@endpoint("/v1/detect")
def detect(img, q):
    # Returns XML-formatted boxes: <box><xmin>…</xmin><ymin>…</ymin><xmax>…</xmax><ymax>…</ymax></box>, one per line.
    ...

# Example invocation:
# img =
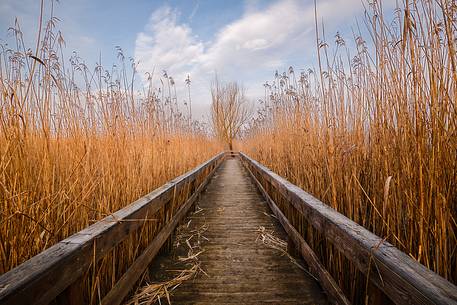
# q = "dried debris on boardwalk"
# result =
<box><xmin>126</xmin><ymin>207</ymin><xmax>209</xmax><ymax>305</ymax></box>
<box><xmin>255</xmin><ymin>226</ymin><xmax>312</xmax><ymax>277</ymax></box>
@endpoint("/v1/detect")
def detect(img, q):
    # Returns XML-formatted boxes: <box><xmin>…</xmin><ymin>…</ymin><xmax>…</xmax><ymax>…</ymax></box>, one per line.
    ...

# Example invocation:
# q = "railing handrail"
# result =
<box><xmin>0</xmin><ymin>152</ymin><xmax>226</xmax><ymax>305</ymax></box>
<box><xmin>239</xmin><ymin>152</ymin><xmax>457</xmax><ymax>305</ymax></box>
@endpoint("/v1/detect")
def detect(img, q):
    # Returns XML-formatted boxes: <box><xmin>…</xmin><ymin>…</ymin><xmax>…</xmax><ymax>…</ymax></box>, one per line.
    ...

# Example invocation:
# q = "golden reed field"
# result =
<box><xmin>242</xmin><ymin>0</ymin><xmax>456</xmax><ymax>301</ymax></box>
<box><xmin>0</xmin><ymin>0</ymin><xmax>455</xmax><ymax>303</ymax></box>
<box><xmin>0</xmin><ymin>6</ymin><xmax>220</xmax><ymax>280</ymax></box>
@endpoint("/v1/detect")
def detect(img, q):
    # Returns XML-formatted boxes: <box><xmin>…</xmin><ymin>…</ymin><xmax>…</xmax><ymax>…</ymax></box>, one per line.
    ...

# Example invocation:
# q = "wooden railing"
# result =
<box><xmin>1</xmin><ymin>151</ymin><xmax>455</xmax><ymax>305</ymax></box>
<box><xmin>0</xmin><ymin>152</ymin><xmax>226</xmax><ymax>305</ymax></box>
<box><xmin>239</xmin><ymin>152</ymin><xmax>457</xmax><ymax>305</ymax></box>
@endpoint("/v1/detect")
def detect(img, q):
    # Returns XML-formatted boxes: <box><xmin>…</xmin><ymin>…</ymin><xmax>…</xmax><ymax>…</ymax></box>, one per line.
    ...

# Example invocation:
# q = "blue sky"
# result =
<box><xmin>0</xmin><ymin>0</ymin><xmax>397</xmax><ymax>119</ymax></box>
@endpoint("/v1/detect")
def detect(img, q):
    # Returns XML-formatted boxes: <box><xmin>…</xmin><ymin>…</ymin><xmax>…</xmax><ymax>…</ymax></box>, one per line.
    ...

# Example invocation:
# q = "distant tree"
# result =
<box><xmin>210</xmin><ymin>79</ymin><xmax>251</xmax><ymax>150</ymax></box>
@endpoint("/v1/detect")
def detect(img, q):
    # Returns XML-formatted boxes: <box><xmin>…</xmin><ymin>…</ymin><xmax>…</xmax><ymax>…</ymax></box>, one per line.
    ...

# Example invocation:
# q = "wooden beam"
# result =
<box><xmin>101</xmin><ymin>159</ymin><xmax>220</xmax><ymax>305</ymax></box>
<box><xmin>239</xmin><ymin>152</ymin><xmax>457</xmax><ymax>305</ymax></box>
<box><xmin>0</xmin><ymin>153</ymin><xmax>225</xmax><ymax>305</ymax></box>
<box><xmin>242</xmin><ymin>159</ymin><xmax>350</xmax><ymax>305</ymax></box>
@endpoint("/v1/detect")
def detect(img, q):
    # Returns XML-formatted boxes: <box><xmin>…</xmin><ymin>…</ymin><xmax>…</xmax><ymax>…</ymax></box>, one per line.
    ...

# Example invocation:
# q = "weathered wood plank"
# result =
<box><xmin>0</xmin><ymin>152</ymin><xmax>225</xmax><ymax>305</ymax></box>
<box><xmin>239</xmin><ymin>152</ymin><xmax>457</xmax><ymax>305</ymax></box>
<box><xmin>242</xmin><ymin>159</ymin><xmax>350</xmax><ymax>305</ymax></box>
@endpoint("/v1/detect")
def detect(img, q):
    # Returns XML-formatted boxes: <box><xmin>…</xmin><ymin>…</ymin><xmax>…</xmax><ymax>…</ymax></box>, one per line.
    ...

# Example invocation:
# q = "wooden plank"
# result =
<box><xmin>0</xmin><ymin>153</ymin><xmax>225</xmax><ymax>305</ymax></box>
<box><xmin>242</xmin><ymin>160</ymin><xmax>350</xmax><ymax>305</ymax></box>
<box><xmin>239</xmin><ymin>152</ymin><xmax>457</xmax><ymax>305</ymax></box>
<box><xmin>101</xmin><ymin>158</ymin><xmax>220</xmax><ymax>305</ymax></box>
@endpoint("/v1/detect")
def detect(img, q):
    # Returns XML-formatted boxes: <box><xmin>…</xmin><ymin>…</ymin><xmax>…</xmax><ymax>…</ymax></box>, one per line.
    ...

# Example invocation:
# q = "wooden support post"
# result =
<box><xmin>367</xmin><ymin>281</ymin><xmax>395</xmax><ymax>305</ymax></box>
<box><xmin>55</xmin><ymin>276</ymin><xmax>84</xmax><ymax>305</ymax></box>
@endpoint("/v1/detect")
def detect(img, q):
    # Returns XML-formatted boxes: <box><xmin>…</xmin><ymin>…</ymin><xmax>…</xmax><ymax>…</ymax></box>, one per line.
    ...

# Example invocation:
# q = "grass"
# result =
<box><xmin>242</xmin><ymin>0</ymin><xmax>456</xmax><ymax>303</ymax></box>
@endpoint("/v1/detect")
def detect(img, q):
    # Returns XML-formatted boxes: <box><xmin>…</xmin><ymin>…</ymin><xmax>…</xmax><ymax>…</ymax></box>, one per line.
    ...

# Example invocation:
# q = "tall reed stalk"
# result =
<box><xmin>0</xmin><ymin>2</ymin><xmax>220</xmax><ymax>295</ymax></box>
<box><xmin>243</xmin><ymin>0</ymin><xmax>456</xmax><ymax>302</ymax></box>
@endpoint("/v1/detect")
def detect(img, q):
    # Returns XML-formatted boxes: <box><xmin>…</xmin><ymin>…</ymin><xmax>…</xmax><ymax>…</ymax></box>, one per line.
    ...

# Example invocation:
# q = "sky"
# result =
<box><xmin>0</xmin><ymin>0</ymin><xmax>397</xmax><ymax>120</ymax></box>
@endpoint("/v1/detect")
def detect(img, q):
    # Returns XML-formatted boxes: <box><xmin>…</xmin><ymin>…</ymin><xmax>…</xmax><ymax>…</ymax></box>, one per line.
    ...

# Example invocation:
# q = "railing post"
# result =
<box><xmin>55</xmin><ymin>276</ymin><xmax>84</xmax><ymax>305</ymax></box>
<box><xmin>367</xmin><ymin>281</ymin><xmax>394</xmax><ymax>305</ymax></box>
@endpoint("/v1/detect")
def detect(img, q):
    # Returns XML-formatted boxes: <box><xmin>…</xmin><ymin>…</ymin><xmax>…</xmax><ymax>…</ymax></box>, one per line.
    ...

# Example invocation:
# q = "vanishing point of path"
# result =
<box><xmin>148</xmin><ymin>157</ymin><xmax>329</xmax><ymax>304</ymax></box>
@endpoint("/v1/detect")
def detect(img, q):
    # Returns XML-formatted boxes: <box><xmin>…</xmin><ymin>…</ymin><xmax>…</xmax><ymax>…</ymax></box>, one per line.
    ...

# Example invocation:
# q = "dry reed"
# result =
<box><xmin>0</xmin><ymin>2</ymin><xmax>220</xmax><ymax>303</ymax></box>
<box><xmin>243</xmin><ymin>0</ymin><xmax>456</xmax><ymax>303</ymax></box>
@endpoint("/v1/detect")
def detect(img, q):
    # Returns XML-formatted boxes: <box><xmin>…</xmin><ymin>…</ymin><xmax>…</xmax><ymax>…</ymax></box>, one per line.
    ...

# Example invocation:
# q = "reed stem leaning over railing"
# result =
<box><xmin>0</xmin><ymin>152</ymin><xmax>226</xmax><ymax>305</ymax></box>
<box><xmin>239</xmin><ymin>152</ymin><xmax>457</xmax><ymax>305</ymax></box>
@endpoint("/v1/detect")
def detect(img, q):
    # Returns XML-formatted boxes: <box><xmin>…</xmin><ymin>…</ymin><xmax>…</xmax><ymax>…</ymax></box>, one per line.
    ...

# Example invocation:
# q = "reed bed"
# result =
<box><xmin>243</xmin><ymin>0</ymin><xmax>456</xmax><ymax>303</ymax></box>
<box><xmin>0</xmin><ymin>3</ymin><xmax>220</xmax><ymax>303</ymax></box>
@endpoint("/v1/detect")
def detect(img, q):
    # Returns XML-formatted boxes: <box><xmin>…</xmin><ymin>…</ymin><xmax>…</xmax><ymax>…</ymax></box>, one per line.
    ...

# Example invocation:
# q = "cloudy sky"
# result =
<box><xmin>0</xmin><ymin>0</ymin><xmax>396</xmax><ymax>119</ymax></box>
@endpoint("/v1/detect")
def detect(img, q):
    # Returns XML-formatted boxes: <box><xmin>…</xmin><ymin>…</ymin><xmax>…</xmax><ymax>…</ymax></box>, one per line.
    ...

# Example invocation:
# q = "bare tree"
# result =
<box><xmin>210</xmin><ymin>79</ymin><xmax>251</xmax><ymax>150</ymax></box>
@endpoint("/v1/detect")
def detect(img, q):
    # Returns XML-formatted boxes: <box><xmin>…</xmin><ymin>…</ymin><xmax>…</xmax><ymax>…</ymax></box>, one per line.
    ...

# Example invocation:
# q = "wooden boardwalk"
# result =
<box><xmin>1</xmin><ymin>153</ymin><xmax>456</xmax><ymax>305</ymax></box>
<box><xmin>147</xmin><ymin>157</ymin><xmax>328</xmax><ymax>304</ymax></box>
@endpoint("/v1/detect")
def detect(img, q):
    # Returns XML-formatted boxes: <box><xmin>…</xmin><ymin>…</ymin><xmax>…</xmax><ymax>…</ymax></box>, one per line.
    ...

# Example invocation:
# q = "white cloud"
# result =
<box><xmin>134</xmin><ymin>8</ymin><xmax>203</xmax><ymax>78</ymax></box>
<box><xmin>133</xmin><ymin>0</ymin><xmax>396</xmax><ymax>118</ymax></box>
<box><xmin>78</xmin><ymin>35</ymin><xmax>96</xmax><ymax>45</ymax></box>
